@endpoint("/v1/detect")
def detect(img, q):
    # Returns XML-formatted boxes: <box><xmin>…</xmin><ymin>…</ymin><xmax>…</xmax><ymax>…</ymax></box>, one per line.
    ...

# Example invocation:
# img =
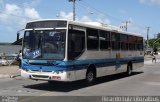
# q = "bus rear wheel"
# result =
<box><xmin>126</xmin><ymin>65</ymin><xmax>132</xmax><ymax>76</ymax></box>
<box><xmin>86</xmin><ymin>69</ymin><xmax>96</xmax><ymax>84</ymax></box>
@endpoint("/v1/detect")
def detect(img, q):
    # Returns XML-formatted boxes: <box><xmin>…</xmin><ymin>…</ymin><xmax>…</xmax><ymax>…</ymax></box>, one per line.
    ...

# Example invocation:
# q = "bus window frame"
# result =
<box><xmin>87</xmin><ymin>28</ymin><xmax>99</xmax><ymax>51</ymax></box>
<box><xmin>111</xmin><ymin>32</ymin><xmax>120</xmax><ymax>50</ymax></box>
<box><xmin>120</xmin><ymin>34</ymin><xmax>128</xmax><ymax>51</ymax></box>
<box><xmin>67</xmin><ymin>25</ymin><xmax>86</xmax><ymax>60</ymax></box>
<box><xmin>99</xmin><ymin>30</ymin><xmax>111</xmax><ymax>51</ymax></box>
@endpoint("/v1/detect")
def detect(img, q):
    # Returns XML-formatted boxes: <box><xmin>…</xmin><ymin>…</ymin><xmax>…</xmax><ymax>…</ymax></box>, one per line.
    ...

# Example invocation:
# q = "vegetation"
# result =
<box><xmin>157</xmin><ymin>33</ymin><xmax>160</xmax><ymax>38</ymax></box>
<box><xmin>148</xmin><ymin>33</ymin><xmax>160</xmax><ymax>52</ymax></box>
<box><xmin>0</xmin><ymin>43</ymin><xmax>11</xmax><ymax>45</ymax></box>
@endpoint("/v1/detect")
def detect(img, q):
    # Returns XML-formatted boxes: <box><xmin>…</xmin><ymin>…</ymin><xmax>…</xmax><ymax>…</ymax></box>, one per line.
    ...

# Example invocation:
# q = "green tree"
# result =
<box><xmin>157</xmin><ymin>33</ymin><xmax>160</xmax><ymax>38</ymax></box>
<box><xmin>148</xmin><ymin>38</ymin><xmax>160</xmax><ymax>51</ymax></box>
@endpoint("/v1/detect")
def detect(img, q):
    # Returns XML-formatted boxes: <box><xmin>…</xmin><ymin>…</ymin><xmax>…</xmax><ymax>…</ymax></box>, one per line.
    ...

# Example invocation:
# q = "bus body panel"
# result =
<box><xmin>21</xmin><ymin>51</ymin><xmax>144</xmax><ymax>81</ymax></box>
<box><xmin>21</xmin><ymin>19</ymin><xmax>144</xmax><ymax>82</ymax></box>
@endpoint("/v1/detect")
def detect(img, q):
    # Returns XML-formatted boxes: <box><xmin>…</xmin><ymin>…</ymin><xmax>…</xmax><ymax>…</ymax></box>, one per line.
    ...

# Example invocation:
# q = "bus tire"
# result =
<box><xmin>126</xmin><ymin>64</ymin><xmax>132</xmax><ymax>76</ymax></box>
<box><xmin>86</xmin><ymin>67</ymin><xmax>96</xmax><ymax>84</ymax></box>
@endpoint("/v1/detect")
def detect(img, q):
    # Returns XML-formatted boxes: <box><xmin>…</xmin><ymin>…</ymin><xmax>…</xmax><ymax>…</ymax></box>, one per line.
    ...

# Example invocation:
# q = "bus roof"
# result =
<box><xmin>27</xmin><ymin>19</ymin><xmax>143</xmax><ymax>38</ymax></box>
<box><xmin>68</xmin><ymin>20</ymin><xmax>143</xmax><ymax>37</ymax></box>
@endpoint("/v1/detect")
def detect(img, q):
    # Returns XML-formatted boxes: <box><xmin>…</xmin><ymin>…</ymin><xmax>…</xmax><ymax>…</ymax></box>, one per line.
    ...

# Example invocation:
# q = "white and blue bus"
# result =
<box><xmin>21</xmin><ymin>19</ymin><xmax>144</xmax><ymax>83</ymax></box>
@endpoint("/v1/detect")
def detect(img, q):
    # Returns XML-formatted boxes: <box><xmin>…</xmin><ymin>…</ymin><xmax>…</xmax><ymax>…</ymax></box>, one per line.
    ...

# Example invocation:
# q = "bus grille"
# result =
<box><xmin>30</xmin><ymin>70</ymin><xmax>52</xmax><ymax>73</ymax></box>
<box><xmin>32</xmin><ymin>75</ymin><xmax>49</xmax><ymax>79</ymax></box>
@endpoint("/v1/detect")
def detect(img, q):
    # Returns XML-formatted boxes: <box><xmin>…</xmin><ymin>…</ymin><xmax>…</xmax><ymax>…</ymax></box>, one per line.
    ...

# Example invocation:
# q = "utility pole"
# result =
<box><xmin>68</xmin><ymin>0</ymin><xmax>78</xmax><ymax>21</ymax></box>
<box><xmin>124</xmin><ymin>21</ymin><xmax>131</xmax><ymax>31</ymax></box>
<box><xmin>120</xmin><ymin>20</ymin><xmax>131</xmax><ymax>31</ymax></box>
<box><xmin>146</xmin><ymin>27</ymin><xmax>150</xmax><ymax>50</ymax></box>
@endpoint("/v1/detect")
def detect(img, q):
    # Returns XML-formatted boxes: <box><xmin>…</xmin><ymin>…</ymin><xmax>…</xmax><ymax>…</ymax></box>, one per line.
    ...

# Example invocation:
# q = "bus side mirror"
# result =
<box><xmin>16</xmin><ymin>28</ymin><xmax>24</xmax><ymax>41</ymax></box>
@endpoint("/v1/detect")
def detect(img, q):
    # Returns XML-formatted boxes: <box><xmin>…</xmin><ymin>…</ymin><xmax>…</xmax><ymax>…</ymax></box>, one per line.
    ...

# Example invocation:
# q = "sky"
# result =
<box><xmin>0</xmin><ymin>0</ymin><xmax>160</xmax><ymax>43</ymax></box>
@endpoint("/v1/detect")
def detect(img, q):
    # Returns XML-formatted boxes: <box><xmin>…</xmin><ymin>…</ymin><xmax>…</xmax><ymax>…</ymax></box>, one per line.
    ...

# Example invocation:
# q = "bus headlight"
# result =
<box><xmin>53</xmin><ymin>71</ymin><xmax>64</xmax><ymax>74</ymax></box>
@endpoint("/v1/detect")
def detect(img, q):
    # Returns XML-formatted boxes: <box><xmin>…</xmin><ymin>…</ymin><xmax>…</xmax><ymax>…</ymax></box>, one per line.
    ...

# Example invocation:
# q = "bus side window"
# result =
<box><xmin>99</xmin><ymin>30</ymin><xmax>111</xmax><ymax>50</ymax></box>
<box><xmin>137</xmin><ymin>37</ymin><xmax>143</xmax><ymax>51</ymax></box>
<box><xmin>120</xmin><ymin>34</ymin><xmax>128</xmax><ymax>50</ymax></box>
<box><xmin>111</xmin><ymin>32</ymin><xmax>120</xmax><ymax>50</ymax></box>
<box><xmin>128</xmin><ymin>35</ymin><xmax>136</xmax><ymax>51</ymax></box>
<box><xmin>68</xmin><ymin>29</ymin><xmax>85</xmax><ymax>60</ymax></box>
<box><xmin>87</xmin><ymin>28</ymin><xmax>99</xmax><ymax>50</ymax></box>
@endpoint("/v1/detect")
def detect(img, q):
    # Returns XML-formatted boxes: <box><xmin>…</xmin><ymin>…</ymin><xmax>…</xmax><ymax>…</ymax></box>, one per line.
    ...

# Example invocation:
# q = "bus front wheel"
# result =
<box><xmin>86</xmin><ymin>68</ymin><xmax>96</xmax><ymax>84</ymax></box>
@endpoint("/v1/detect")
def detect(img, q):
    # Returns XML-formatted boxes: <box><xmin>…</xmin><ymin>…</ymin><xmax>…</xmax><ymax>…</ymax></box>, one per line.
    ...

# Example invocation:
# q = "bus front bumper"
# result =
<box><xmin>21</xmin><ymin>69</ymin><xmax>75</xmax><ymax>82</ymax></box>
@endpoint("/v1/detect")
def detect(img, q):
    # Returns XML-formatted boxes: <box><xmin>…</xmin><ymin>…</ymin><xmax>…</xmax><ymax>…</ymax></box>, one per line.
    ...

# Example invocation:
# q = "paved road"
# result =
<box><xmin>0</xmin><ymin>59</ymin><xmax>160</xmax><ymax>101</ymax></box>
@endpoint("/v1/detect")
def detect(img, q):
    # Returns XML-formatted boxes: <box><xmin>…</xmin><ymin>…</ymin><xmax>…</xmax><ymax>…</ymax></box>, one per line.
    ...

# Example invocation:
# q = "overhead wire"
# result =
<box><xmin>80</xmin><ymin>0</ymin><xmax>123</xmax><ymax>22</ymax></box>
<box><xmin>0</xmin><ymin>11</ymin><xmax>32</xmax><ymax>20</ymax></box>
<box><xmin>0</xmin><ymin>1</ymin><xmax>157</xmax><ymax>35</ymax></box>
<box><xmin>78</xmin><ymin>1</ymin><xmax>158</xmax><ymax>35</ymax></box>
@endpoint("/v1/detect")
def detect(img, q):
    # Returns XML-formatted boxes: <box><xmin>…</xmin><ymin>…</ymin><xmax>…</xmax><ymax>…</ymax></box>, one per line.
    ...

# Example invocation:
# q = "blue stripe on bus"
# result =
<box><xmin>22</xmin><ymin>56</ymin><xmax>144</xmax><ymax>72</ymax></box>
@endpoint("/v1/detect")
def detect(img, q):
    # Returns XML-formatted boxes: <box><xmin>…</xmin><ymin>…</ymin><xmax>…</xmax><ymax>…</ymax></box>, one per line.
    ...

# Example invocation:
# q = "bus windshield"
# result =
<box><xmin>23</xmin><ymin>29</ymin><xmax>66</xmax><ymax>60</ymax></box>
